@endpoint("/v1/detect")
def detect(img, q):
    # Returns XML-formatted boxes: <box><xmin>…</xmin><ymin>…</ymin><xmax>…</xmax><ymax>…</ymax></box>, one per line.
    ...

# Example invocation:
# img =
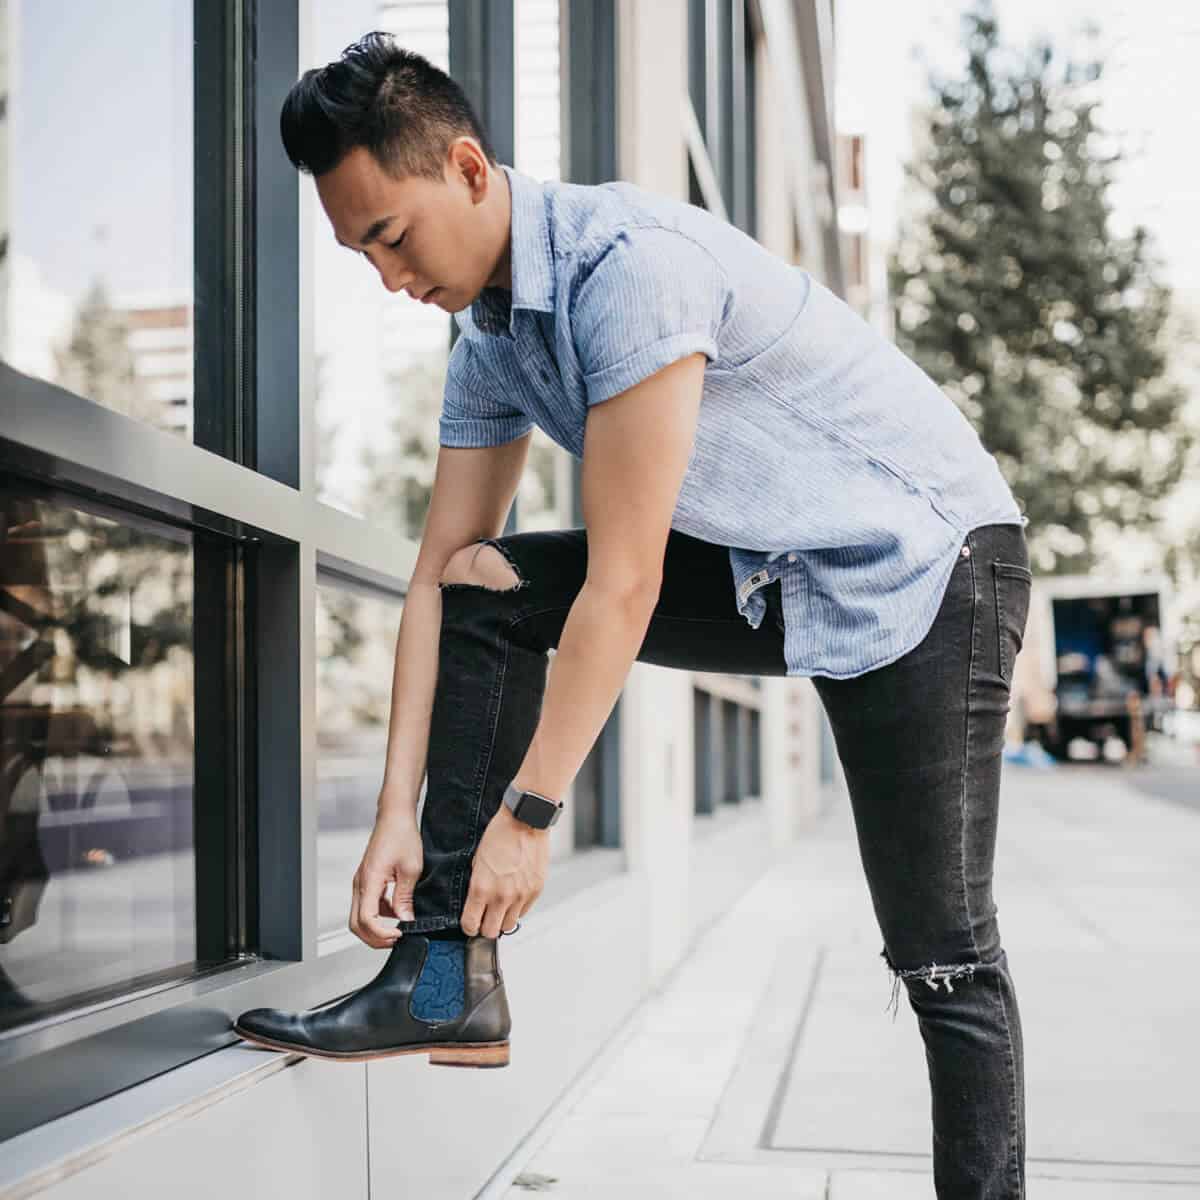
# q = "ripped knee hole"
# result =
<box><xmin>438</xmin><ymin>542</ymin><xmax>526</xmax><ymax>592</ymax></box>
<box><xmin>880</xmin><ymin>948</ymin><xmax>979</xmax><ymax>1019</ymax></box>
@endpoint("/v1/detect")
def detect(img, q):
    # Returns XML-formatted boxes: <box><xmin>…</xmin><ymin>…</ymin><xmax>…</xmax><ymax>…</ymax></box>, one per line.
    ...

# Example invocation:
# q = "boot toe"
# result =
<box><xmin>234</xmin><ymin>1006</ymin><xmax>303</xmax><ymax>1044</ymax></box>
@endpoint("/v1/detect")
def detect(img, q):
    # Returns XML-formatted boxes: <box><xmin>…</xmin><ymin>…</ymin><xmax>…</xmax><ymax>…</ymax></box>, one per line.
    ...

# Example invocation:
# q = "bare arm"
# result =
<box><xmin>376</xmin><ymin>431</ymin><xmax>532</xmax><ymax>825</ymax></box>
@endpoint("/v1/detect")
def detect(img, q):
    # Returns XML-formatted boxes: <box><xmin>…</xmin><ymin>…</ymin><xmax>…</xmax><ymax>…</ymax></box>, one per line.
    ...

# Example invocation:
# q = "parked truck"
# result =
<box><xmin>1010</xmin><ymin>573</ymin><xmax>1177</xmax><ymax>761</ymax></box>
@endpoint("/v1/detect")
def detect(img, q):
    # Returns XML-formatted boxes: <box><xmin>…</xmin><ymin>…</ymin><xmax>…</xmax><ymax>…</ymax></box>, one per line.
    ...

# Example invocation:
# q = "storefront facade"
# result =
<box><xmin>0</xmin><ymin>2</ymin><xmax>842</xmax><ymax>1193</ymax></box>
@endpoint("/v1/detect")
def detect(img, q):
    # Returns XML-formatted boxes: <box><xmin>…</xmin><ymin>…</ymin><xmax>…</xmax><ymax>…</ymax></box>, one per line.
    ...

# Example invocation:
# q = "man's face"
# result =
<box><xmin>315</xmin><ymin>139</ymin><xmax>501</xmax><ymax>312</ymax></box>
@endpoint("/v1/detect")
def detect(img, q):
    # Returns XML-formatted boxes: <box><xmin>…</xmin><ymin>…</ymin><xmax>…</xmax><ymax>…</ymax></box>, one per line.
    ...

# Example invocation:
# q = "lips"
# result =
<box><xmin>419</xmin><ymin>287</ymin><xmax>441</xmax><ymax>304</ymax></box>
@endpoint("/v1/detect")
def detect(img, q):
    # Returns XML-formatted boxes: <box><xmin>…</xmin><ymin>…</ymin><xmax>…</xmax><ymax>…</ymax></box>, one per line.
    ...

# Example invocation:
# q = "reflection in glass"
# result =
<box><xmin>2</xmin><ymin>0</ymin><xmax>194</xmax><ymax>437</ymax></box>
<box><xmin>315</xmin><ymin>581</ymin><xmax>403</xmax><ymax>936</ymax></box>
<box><xmin>0</xmin><ymin>487</ymin><xmax>196</xmax><ymax>1031</ymax></box>
<box><xmin>311</xmin><ymin>1</ymin><xmax>453</xmax><ymax>537</ymax></box>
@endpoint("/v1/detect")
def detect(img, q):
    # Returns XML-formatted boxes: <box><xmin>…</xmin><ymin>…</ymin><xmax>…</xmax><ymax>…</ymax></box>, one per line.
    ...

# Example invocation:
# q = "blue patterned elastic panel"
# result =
<box><xmin>410</xmin><ymin>940</ymin><xmax>465</xmax><ymax>1022</ymax></box>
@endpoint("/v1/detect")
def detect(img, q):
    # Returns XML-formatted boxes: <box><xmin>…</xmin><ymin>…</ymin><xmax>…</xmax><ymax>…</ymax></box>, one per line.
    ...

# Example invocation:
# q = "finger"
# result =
<box><xmin>480</xmin><ymin>897</ymin><xmax>510</xmax><ymax>940</ymax></box>
<box><xmin>391</xmin><ymin>876</ymin><xmax>417</xmax><ymax>922</ymax></box>
<box><xmin>359</xmin><ymin>873</ymin><xmax>401</xmax><ymax>947</ymax></box>
<box><xmin>500</xmin><ymin>898</ymin><xmax>524</xmax><ymax>935</ymax></box>
<box><xmin>460</xmin><ymin>889</ymin><xmax>487</xmax><ymax>937</ymax></box>
<box><xmin>349</xmin><ymin>877</ymin><xmax>362</xmax><ymax>940</ymax></box>
<box><xmin>517</xmin><ymin>891</ymin><xmax>540</xmax><ymax>920</ymax></box>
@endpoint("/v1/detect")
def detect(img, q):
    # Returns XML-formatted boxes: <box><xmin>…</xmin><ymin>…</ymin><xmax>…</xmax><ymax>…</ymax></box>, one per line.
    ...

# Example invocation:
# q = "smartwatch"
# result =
<box><xmin>502</xmin><ymin>781</ymin><xmax>564</xmax><ymax>829</ymax></box>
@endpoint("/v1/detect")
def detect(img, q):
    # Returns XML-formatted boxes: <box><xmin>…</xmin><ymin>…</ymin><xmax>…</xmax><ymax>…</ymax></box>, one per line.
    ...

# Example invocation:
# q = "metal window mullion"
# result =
<box><xmin>745</xmin><ymin>7</ymin><xmax>758</xmax><ymax>239</ymax></box>
<box><xmin>251</xmin><ymin>0</ymin><xmax>300</xmax><ymax>487</ymax></box>
<box><xmin>449</xmin><ymin>0</ymin><xmax>517</xmax><ymax>530</ymax></box>
<box><xmin>687</xmin><ymin>0</ymin><xmax>707</xmax><ymax>140</ymax></box>
<box><xmin>195</xmin><ymin>0</ymin><xmax>301</xmax><ymax>486</ymax></box>
<box><xmin>704</xmin><ymin>0</ymin><xmax>722</xmax><ymax>208</ymax></box>
<box><xmin>563</xmin><ymin>0</ymin><xmax>616</xmax><ymax>187</ymax></box>
<box><xmin>449</xmin><ymin>0</ymin><xmax>516</xmax><ymax>165</ymax></box>
<box><xmin>730</xmin><ymin>0</ymin><xmax>748</xmax><ymax>232</ymax></box>
<box><xmin>194</xmin><ymin>0</ymin><xmax>248</xmax><ymax>463</ymax></box>
<box><xmin>717</xmin><ymin>0</ymin><xmax>734</xmax><ymax>211</ymax></box>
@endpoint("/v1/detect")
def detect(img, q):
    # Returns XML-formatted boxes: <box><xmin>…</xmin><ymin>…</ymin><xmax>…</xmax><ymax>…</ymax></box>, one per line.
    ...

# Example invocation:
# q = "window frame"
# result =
<box><xmin>0</xmin><ymin>0</ymin><xmax>634</xmax><ymax>1140</ymax></box>
<box><xmin>0</xmin><ymin>0</ymin><xmax>534</xmax><ymax>1142</ymax></box>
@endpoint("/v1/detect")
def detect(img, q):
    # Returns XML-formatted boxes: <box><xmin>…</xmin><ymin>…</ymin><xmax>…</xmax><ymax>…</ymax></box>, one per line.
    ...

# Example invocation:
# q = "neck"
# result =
<box><xmin>484</xmin><ymin>165</ymin><xmax>513</xmax><ymax>292</ymax></box>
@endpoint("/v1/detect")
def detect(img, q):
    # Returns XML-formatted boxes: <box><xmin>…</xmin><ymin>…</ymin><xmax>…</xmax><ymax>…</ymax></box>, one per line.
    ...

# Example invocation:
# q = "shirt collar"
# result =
<box><xmin>469</xmin><ymin>164</ymin><xmax>555</xmax><ymax>339</ymax></box>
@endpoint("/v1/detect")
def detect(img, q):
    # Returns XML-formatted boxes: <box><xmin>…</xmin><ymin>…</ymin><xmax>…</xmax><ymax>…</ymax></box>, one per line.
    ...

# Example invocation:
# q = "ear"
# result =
<box><xmin>447</xmin><ymin>137</ymin><xmax>489</xmax><ymax>200</ymax></box>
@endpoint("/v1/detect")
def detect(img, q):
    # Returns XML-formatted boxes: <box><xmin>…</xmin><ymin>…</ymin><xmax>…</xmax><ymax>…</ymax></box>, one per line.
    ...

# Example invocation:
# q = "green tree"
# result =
<box><xmin>890</xmin><ymin>5</ymin><xmax>1191</xmax><ymax>574</ymax></box>
<box><xmin>359</xmin><ymin>351</ymin><xmax>446</xmax><ymax>540</ymax></box>
<box><xmin>53</xmin><ymin>278</ymin><xmax>160</xmax><ymax>428</ymax></box>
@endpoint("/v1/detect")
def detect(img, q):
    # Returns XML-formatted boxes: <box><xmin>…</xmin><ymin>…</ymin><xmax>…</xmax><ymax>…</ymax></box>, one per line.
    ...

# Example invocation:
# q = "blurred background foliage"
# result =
<box><xmin>890</xmin><ymin>5</ymin><xmax>1193</xmax><ymax>577</ymax></box>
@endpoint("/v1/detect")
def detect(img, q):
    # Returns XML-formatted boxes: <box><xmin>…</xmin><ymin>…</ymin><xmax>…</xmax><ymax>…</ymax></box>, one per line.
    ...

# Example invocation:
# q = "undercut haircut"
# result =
<box><xmin>280</xmin><ymin>31</ymin><xmax>496</xmax><ymax>180</ymax></box>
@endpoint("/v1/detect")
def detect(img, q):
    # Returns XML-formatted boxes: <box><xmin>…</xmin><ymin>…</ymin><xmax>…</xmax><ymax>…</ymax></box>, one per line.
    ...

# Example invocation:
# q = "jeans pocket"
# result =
<box><xmin>993</xmin><ymin>561</ymin><xmax>1033</xmax><ymax>686</ymax></box>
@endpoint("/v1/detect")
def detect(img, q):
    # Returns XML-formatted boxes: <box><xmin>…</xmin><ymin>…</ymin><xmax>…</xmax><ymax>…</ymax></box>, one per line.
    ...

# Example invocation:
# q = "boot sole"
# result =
<box><xmin>231</xmin><ymin>1024</ymin><xmax>510</xmax><ymax>1068</ymax></box>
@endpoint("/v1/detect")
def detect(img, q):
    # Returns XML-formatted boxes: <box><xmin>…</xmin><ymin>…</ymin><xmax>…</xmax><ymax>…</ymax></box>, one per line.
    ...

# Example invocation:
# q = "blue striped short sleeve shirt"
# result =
<box><xmin>440</xmin><ymin>164</ymin><xmax>1025</xmax><ymax>679</ymax></box>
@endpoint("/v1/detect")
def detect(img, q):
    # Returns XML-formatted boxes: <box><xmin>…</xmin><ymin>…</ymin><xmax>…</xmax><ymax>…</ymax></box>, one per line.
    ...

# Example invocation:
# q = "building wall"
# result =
<box><xmin>0</xmin><ymin>3</ymin><xmax>843</xmax><ymax>1196</ymax></box>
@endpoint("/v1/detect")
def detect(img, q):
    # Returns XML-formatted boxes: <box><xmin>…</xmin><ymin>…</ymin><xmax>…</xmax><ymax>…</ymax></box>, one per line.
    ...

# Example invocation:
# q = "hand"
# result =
<box><xmin>461</xmin><ymin>803</ymin><xmax>550</xmax><ymax>938</ymax></box>
<box><xmin>349</xmin><ymin>811</ymin><xmax>423</xmax><ymax>949</ymax></box>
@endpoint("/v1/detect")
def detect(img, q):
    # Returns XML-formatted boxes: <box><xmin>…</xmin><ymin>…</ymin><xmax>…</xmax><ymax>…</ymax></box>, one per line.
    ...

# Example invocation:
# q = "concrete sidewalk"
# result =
<box><xmin>491</xmin><ymin>761</ymin><xmax>1200</xmax><ymax>1198</ymax></box>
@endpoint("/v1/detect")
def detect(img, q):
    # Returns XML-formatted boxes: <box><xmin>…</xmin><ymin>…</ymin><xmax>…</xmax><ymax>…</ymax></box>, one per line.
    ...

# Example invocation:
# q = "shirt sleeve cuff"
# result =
<box><xmin>583</xmin><ymin>332</ymin><xmax>718</xmax><ymax>407</ymax></box>
<box><xmin>438</xmin><ymin>412</ymin><xmax>534</xmax><ymax>448</ymax></box>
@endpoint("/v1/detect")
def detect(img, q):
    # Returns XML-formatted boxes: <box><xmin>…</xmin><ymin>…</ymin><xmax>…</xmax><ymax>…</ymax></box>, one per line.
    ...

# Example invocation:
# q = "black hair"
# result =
<box><xmin>280</xmin><ymin>31</ymin><xmax>496</xmax><ymax>180</ymax></box>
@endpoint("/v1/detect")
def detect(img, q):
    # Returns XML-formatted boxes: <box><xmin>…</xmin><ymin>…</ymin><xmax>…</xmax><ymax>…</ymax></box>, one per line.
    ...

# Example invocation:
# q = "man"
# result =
<box><xmin>235</xmin><ymin>32</ymin><xmax>1032</xmax><ymax>1198</ymax></box>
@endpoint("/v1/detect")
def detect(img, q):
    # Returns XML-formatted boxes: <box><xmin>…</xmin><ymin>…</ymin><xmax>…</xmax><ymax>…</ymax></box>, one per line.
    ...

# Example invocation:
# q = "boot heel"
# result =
<box><xmin>428</xmin><ymin>1041</ymin><xmax>510</xmax><ymax>1069</ymax></box>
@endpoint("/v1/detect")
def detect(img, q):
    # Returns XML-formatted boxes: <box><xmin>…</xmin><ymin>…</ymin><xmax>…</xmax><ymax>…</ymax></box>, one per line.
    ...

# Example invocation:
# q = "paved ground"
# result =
<box><xmin>493</xmin><ymin>748</ymin><xmax>1200</xmax><ymax>1198</ymax></box>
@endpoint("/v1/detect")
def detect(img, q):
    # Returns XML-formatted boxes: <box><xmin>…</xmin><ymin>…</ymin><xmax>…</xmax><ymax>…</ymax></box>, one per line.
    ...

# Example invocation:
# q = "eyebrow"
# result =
<box><xmin>336</xmin><ymin>216</ymin><xmax>400</xmax><ymax>249</ymax></box>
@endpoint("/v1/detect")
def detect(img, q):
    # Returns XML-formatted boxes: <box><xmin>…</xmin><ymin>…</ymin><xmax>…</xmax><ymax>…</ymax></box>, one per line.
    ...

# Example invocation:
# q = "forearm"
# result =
<box><xmin>377</xmin><ymin>578</ymin><xmax>443</xmax><ymax>823</ymax></box>
<box><xmin>511</xmin><ymin>579</ymin><xmax>656</xmax><ymax>802</ymax></box>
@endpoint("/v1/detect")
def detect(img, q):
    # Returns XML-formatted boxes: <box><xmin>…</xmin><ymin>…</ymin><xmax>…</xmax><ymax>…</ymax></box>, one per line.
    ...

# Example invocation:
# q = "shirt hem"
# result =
<box><xmin>778</xmin><ymin>511</ymin><xmax>1025</xmax><ymax>680</ymax></box>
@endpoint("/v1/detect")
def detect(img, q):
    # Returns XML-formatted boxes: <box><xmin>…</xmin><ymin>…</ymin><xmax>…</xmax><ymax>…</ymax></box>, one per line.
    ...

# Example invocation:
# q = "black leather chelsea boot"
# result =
<box><xmin>232</xmin><ymin>934</ymin><xmax>511</xmax><ymax>1068</ymax></box>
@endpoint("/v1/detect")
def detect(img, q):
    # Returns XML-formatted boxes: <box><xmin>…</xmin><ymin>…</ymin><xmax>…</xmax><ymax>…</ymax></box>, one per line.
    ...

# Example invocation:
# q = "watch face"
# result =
<box><xmin>515</xmin><ymin>791</ymin><xmax>558</xmax><ymax>828</ymax></box>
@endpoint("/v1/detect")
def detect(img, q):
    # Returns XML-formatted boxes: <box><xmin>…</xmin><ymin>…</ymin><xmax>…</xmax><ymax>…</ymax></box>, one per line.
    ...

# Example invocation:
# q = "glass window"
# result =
<box><xmin>315</xmin><ymin>580</ymin><xmax>403</xmax><ymax>937</ymax></box>
<box><xmin>2</xmin><ymin>1</ymin><xmax>194</xmax><ymax>438</ymax></box>
<box><xmin>515</xmin><ymin>0</ymin><xmax>566</xmax><ymax>534</ymax></box>
<box><xmin>515</xmin><ymin>0</ymin><xmax>560</xmax><ymax>183</ymax></box>
<box><xmin>311</xmin><ymin>1</ymin><xmax>453</xmax><ymax>537</ymax></box>
<box><xmin>748</xmin><ymin>707</ymin><xmax>761</xmax><ymax>798</ymax></box>
<box><xmin>0</xmin><ymin>485</ymin><xmax>196</xmax><ymax>1031</ymax></box>
<box><xmin>693</xmin><ymin>688</ymin><xmax>714</xmax><ymax>815</ymax></box>
<box><xmin>721</xmin><ymin>699</ymin><xmax>741</xmax><ymax>803</ymax></box>
<box><xmin>688</xmin><ymin>0</ymin><xmax>707</xmax><ymax>134</ymax></box>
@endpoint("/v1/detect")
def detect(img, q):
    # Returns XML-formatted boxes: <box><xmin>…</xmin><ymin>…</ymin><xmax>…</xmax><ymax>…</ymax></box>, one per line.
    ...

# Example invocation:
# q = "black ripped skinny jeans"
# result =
<box><xmin>397</xmin><ymin>520</ymin><xmax>1033</xmax><ymax>1200</ymax></box>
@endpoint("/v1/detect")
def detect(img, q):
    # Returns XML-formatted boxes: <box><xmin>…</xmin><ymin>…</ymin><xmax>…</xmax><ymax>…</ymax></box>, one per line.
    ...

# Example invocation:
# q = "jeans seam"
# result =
<box><xmin>971</xmin><ymin>538</ymin><xmax>1025</xmax><ymax>1198</ymax></box>
<box><xmin>961</xmin><ymin>534</ymin><xmax>981</xmax><ymax>963</ymax></box>
<box><xmin>997</xmin><ymin>964</ymin><xmax>1025</xmax><ymax>1198</ymax></box>
<box><xmin>994</xmin><ymin>566</ymin><xmax>1009</xmax><ymax>685</ymax></box>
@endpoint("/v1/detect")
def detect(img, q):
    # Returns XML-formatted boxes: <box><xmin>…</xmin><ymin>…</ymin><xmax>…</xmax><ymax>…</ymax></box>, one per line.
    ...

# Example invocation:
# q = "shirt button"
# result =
<box><xmin>786</xmin><ymin>552</ymin><xmax>797</xmax><ymax>563</ymax></box>
<box><xmin>961</xmin><ymin>545</ymin><xmax>971</xmax><ymax>558</ymax></box>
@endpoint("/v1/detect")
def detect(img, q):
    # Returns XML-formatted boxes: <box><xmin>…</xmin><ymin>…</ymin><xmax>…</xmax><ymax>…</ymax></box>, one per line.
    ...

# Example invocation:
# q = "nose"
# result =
<box><xmin>367</xmin><ymin>252</ymin><xmax>411</xmax><ymax>295</ymax></box>
<box><xmin>379</xmin><ymin>264</ymin><xmax>412</xmax><ymax>294</ymax></box>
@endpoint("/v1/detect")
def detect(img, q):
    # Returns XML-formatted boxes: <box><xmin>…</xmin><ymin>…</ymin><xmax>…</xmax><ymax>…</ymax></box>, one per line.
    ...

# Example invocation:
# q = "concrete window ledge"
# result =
<box><xmin>0</xmin><ymin>846</ymin><xmax>629</xmax><ymax>1199</ymax></box>
<box><xmin>0</xmin><ymin>1044</ymin><xmax>301</xmax><ymax>1200</ymax></box>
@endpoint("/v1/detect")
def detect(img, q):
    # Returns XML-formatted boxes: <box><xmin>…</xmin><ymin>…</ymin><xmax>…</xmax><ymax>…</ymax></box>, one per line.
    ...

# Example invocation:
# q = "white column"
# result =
<box><xmin>619</xmin><ymin>662</ymin><xmax>693</xmax><ymax>983</ymax></box>
<box><xmin>616</xmin><ymin>0</ymin><xmax>687</xmax><ymax>199</ymax></box>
